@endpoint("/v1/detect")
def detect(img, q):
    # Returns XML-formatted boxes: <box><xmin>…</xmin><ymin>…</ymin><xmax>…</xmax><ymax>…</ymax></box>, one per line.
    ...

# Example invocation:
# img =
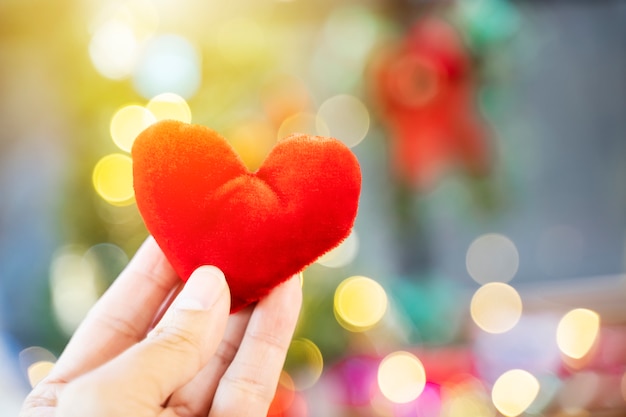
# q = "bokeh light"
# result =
<box><xmin>334</xmin><ymin>276</ymin><xmax>388</xmax><ymax>332</ymax></box>
<box><xmin>317</xmin><ymin>95</ymin><xmax>370</xmax><ymax>148</ymax></box>
<box><xmin>470</xmin><ymin>282</ymin><xmax>522</xmax><ymax>334</ymax></box>
<box><xmin>285</xmin><ymin>338</ymin><xmax>324</xmax><ymax>390</ymax></box>
<box><xmin>110</xmin><ymin>105</ymin><xmax>156</xmax><ymax>152</ymax></box>
<box><xmin>491</xmin><ymin>369</ymin><xmax>540</xmax><ymax>417</ymax></box>
<box><xmin>146</xmin><ymin>93</ymin><xmax>192</xmax><ymax>123</ymax></box>
<box><xmin>49</xmin><ymin>247</ymin><xmax>102</xmax><ymax>336</ymax></box>
<box><xmin>316</xmin><ymin>229</ymin><xmax>359</xmax><ymax>268</ymax></box>
<box><xmin>277</xmin><ymin>112</ymin><xmax>330</xmax><ymax>140</ymax></box>
<box><xmin>556</xmin><ymin>308</ymin><xmax>600</xmax><ymax>360</ymax></box>
<box><xmin>377</xmin><ymin>351</ymin><xmax>426</xmax><ymax>404</ymax></box>
<box><xmin>133</xmin><ymin>34</ymin><xmax>202</xmax><ymax>99</ymax></box>
<box><xmin>89</xmin><ymin>18</ymin><xmax>139</xmax><ymax>80</ymax></box>
<box><xmin>466</xmin><ymin>233</ymin><xmax>519</xmax><ymax>284</ymax></box>
<box><xmin>92</xmin><ymin>153</ymin><xmax>135</xmax><ymax>206</ymax></box>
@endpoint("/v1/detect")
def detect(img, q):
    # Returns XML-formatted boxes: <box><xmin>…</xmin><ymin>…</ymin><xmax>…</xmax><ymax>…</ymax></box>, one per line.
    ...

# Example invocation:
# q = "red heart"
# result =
<box><xmin>132</xmin><ymin>120</ymin><xmax>361</xmax><ymax>312</ymax></box>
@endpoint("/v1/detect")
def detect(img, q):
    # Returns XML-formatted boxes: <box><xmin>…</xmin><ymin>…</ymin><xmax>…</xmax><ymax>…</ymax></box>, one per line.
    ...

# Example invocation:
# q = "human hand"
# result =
<box><xmin>20</xmin><ymin>236</ymin><xmax>302</xmax><ymax>417</ymax></box>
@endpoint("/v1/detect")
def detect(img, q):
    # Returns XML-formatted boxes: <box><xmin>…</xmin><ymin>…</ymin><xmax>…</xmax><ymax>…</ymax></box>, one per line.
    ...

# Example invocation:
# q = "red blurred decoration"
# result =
<box><xmin>373</xmin><ymin>18</ymin><xmax>492</xmax><ymax>190</ymax></box>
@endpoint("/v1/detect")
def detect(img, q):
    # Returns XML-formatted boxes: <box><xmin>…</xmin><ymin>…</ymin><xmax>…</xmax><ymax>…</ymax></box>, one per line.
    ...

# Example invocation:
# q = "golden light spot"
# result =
<box><xmin>277</xmin><ymin>112</ymin><xmax>330</xmax><ymax>140</ymax></box>
<box><xmin>334</xmin><ymin>276</ymin><xmax>387</xmax><ymax>332</ymax></box>
<box><xmin>146</xmin><ymin>93</ymin><xmax>192</xmax><ymax>123</ymax></box>
<box><xmin>466</xmin><ymin>233</ymin><xmax>519</xmax><ymax>284</ymax></box>
<box><xmin>284</xmin><ymin>338</ymin><xmax>324</xmax><ymax>390</ymax></box>
<box><xmin>470</xmin><ymin>282</ymin><xmax>522</xmax><ymax>334</ymax></box>
<box><xmin>317</xmin><ymin>95</ymin><xmax>370</xmax><ymax>147</ymax></box>
<box><xmin>92</xmin><ymin>154</ymin><xmax>135</xmax><ymax>206</ymax></box>
<box><xmin>556</xmin><ymin>308</ymin><xmax>600</xmax><ymax>360</ymax></box>
<box><xmin>27</xmin><ymin>361</ymin><xmax>55</xmax><ymax>387</ymax></box>
<box><xmin>491</xmin><ymin>369</ymin><xmax>540</xmax><ymax>417</ymax></box>
<box><xmin>377</xmin><ymin>351</ymin><xmax>426</xmax><ymax>403</ymax></box>
<box><xmin>110</xmin><ymin>105</ymin><xmax>156</xmax><ymax>152</ymax></box>
<box><xmin>316</xmin><ymin>230</ymin><xmax>359</xmax><ymax>268</ymax></box>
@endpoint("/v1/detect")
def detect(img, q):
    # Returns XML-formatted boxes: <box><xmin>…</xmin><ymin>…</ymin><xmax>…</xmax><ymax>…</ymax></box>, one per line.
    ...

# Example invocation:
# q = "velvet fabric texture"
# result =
<box><xmin>132</xmin><ymin>120</ymin><xmax>362</xmax><ymax>312</ymax></box>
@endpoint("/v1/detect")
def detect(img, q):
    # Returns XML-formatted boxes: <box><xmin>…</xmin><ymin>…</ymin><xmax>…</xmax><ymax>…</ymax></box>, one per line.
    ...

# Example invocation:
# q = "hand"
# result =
<box><xmin>20</xmin><ymin>236</ymin><xmax>302</xmax><ymax>417</ymax></box>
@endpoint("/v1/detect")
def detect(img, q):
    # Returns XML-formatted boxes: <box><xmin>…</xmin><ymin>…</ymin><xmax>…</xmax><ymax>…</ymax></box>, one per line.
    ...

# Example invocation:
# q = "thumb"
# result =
<box><xmin>58</xmin><ymin>266</ymin><xmax>230</xmax><ymax>415</ymax></box>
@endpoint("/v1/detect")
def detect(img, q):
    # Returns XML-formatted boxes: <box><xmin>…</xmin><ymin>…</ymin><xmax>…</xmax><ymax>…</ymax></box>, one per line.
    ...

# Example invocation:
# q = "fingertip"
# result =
<box><xmin>177</xmin><ymin>265</ymin><xmax>229</xmax><ymax>311</ymax></box>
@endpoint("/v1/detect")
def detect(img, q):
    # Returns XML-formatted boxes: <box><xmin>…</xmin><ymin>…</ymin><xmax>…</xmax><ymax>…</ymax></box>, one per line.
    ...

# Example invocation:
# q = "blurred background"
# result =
<box><xmin>2</xmin><ymin>0</ymin><xmax>626</xmax><ymax>415</ymax></box>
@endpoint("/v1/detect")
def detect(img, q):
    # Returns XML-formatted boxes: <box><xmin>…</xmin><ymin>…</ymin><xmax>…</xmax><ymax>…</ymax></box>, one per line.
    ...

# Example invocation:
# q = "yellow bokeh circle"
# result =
<box><xmin>110</xmin><ymin>105</ymin><xmax>156</xmax><ymax>152</ymax></box>
<box><xmin>556</xmin><ymin>308</ymin><xmax>600</xmax><ymax>360</ymax></box>
<box><xmin>334</xmin><ymin>276</ymin><xmax>387</xmax><ymax>332</ymax></box>
<box><xmin>92</xmin><ymin>154</ymin><xmax>135</xmax><ymax>206</ymax></box>
<box><xmin>491</xmin><ymin>369</ymin><xmax>540</xmax><ymax>417</ymax></box>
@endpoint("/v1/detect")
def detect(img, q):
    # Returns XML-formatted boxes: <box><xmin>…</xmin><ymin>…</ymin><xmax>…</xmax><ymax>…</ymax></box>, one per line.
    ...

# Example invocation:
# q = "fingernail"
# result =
<box><xmin>175</xmin><ymin>266</ymin><xmax>226</xmax><ymax>311</ymax></box>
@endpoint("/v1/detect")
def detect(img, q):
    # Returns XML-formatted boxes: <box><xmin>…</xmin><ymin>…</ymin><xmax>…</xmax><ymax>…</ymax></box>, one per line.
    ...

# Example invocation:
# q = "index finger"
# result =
<box><xmin>50</xmin><ymin>236</ymin><xmax>180</xmax><ymax>381</ymax></box>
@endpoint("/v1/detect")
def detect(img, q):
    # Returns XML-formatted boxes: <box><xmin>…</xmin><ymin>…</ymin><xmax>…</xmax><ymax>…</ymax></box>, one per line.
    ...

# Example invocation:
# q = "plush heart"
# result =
<box><xmin>132</xmin><ymin>120</ymin><xmax>361</xmax><ymax>312</ymax></box>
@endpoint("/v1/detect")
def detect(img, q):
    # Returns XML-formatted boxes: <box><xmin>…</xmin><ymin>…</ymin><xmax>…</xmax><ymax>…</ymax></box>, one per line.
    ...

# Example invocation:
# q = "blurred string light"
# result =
<box><xmin>377</xmin><ymin>351</ymin><xmax>426</xmax><ymax>404</ymax></box>
<box><xmin>88</xmin><ymin>0</ymin><xmax>159</xmax><ymax>80</ymax></box>
<box><xmin>50</xmin><ymin>247</ymin><xmax>103</xmax><ymax>336</ymax></box>
<box><xmin>491</xmin><ymin>369</ymin><xmax>540</xmax><ymax>417</ymax></box>
<box><xmin>133</xmin><ymin>34</ymin><xmax>202</xmax><ymax>99</ymax></box>
<box><xmin>334</xmin><ymin>275</ymin><xmax>388</xmax><ymax>332</ymax></box>
<box><xmin>556</xmin><ymin>308</ymin><xmax>600</xmax><ymax>360</ymax></box>
<box><xmin>285</xmin><ymin>338</ymin><xmax>324</xmax><ymax>390</ymax></box>
<box><xmin>277</xmin><ymin>112</ymin><xmax>329</xmax><ymax>140</ymax></box>
<box><xmin>92</xmin><ymin>154</ymin><xmax>135</xmax><ymax>206</ymax></box>
<box><xmin>316</xmin><ymin>229</ymin><xmax>359</xmax><ymax>268</ymax></box>
<box><xmin>110</xmin><ymin>105</ymin><xmax>156</xmax><ymax>152</ymax></box>
<box><xmin>470</xmin><ymin>282</ymin><xmax>522</xmax><ymax>334</ymax></box>
<box><xmin>19</xmin><ymin>347</ymin><xmax>57</xmax><ymax>388</ymax></box>
<box><xmin>466</xmin><ymin>233</ymin><xmax>519</xmax><ymax>284</ymax></box>
<box><xmin>317</xmin><ymin>95</ymin><xmax>370</xmax><ymax>148</ymax></box>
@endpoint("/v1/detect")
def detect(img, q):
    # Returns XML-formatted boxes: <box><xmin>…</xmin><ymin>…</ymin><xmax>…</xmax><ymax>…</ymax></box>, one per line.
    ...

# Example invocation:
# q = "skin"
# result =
<box><xmin>20</xmin><ymin>236</ymin><xmax>303</xmax><ymax>417</ymax></box>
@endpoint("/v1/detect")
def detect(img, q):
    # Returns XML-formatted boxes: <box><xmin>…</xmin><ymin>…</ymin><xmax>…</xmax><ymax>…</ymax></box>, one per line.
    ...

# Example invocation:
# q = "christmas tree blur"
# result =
<box><xmin>3</xmin><ymin>0</ymin><xmax>626</xmax><ymax>416</ymax></box>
